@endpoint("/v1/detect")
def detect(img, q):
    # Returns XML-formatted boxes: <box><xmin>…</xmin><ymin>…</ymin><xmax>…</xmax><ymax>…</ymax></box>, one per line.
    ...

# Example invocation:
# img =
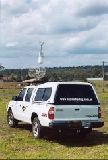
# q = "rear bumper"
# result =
<box><xmin>49</xmin><ymin>120</ymin><xmax>104</xmax><ymax>129</ymax></box>
<box><xmin>90</xmin><ymin>121</ymin><xmax>104</xmax><ymax>128</ymax></box>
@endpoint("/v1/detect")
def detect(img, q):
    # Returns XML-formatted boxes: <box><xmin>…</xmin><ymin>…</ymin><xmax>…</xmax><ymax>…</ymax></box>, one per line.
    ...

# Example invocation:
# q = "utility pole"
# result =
<box><xmin>102</xmin><ymin>61</ymin><xmax>105</xmax><ymax>92</ymax></box>
<box><xmin>21</xmin><ymin>69</ymin><xmax>23</xmax><ymax>82</ymax></box>
<box><xmin>102</xmin><ymin>61</ymin><xmax>108</xmax><ymax>92</ymax></box>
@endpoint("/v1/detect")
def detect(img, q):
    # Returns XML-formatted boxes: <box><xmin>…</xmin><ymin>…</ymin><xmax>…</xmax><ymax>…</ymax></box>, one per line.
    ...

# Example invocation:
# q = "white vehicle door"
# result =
<box><xmin>15</xmin><ymin>88</ymin><xmax>27</xmax><ymax>121</ymax></box>
<box><xmin>33</xmin><ymin>87</ymin><xmax>52</xmax><ymax>125</ymax></box>
<box><xmin>21</xmin><ymin>88</ymin><xmax>34</xmax><ymax>123</ymax></box>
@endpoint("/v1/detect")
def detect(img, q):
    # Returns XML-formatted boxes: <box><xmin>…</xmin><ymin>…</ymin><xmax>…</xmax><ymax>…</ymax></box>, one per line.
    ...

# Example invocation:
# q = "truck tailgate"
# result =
<box><xmin>54</xmin><ymin>105</ymin><xmax>99</xmax><ymax>121</ymax></box>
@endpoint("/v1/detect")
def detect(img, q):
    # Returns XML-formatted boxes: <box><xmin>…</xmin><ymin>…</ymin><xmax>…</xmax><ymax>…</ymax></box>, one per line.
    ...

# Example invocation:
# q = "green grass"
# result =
<box><xmin>0</xmin><ymin>82</ymin><xmax>108</xmax><ymax>159</ymax></box>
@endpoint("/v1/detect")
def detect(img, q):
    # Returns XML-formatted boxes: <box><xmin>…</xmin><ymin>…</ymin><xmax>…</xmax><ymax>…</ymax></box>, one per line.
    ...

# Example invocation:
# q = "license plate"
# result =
<box><xmin>82</xmin><ymin>121</ymin><xmax>91</xmax><ymax>128</ymax></box>
<box><xmin>68</xmin><ymin>121</ymin><xmax>81</xmax><ymax>128</ymax></box>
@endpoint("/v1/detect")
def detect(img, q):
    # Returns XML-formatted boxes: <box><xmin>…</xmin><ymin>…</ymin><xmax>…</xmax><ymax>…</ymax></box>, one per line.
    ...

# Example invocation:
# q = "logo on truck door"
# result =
<box><xmin>22</xmin><ymin>106</ymin><xmax>26</xmax><ymax>111</ymax></box>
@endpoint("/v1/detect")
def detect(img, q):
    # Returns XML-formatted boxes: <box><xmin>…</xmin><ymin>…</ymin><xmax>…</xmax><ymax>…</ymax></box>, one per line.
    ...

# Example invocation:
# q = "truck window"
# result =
<box><xmin>18</xmin><ymin>88</ymin><xmax>27</xmax><ymax>101</ymax></box>
<box><xmin>54</xmin><ymin>84</ymin><xmax>99</xmax><ymax>105</ymax></box>
<box><xmin>25</xmin><ymin>88</ymin><xmax>34</xmax><ymax>102</ymax></box>
<box><xmin>35</xmin><ymin>88</ymin><xmax>45</xmax><ymax>101</ymax></box>
<box><xmin>35</xmin><ymin>88</ymin><xmax>52</xmax><ymax>101</ymax></box>
<box><xmin>43</xmin><ymin>88</ymin><xmax>52</xmax><ymax>101</ymax></box>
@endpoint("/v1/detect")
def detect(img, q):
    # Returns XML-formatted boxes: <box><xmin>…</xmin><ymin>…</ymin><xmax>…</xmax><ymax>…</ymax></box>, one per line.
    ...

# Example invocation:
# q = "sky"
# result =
<box><xmin>0</xmin><ymin>0</ymin><xmax>108</xmax><ymax>69</ymax></box>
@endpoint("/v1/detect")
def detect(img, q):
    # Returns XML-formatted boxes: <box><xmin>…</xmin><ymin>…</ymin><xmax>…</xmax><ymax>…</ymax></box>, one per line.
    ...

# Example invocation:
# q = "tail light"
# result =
<box><xmin>48</xmin><ymin>107</ymin><xmax>54</xmax><ymax>120</ymax></box>
<box><xmin>98</xmin><ymin>107</ymin><xmax>101</xmax><ymax>118</ymax></box>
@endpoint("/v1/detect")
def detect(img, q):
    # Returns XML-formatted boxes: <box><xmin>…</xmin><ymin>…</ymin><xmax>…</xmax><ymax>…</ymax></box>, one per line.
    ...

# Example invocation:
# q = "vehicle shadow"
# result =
<box><xmin>16</xmin><ymin>124</ymin><xmax>108</xmax><ymax>147</ymax></box>
<box><xmin>43</xmin><ymin>130</ymin><xmax>108</xmax><ymax>147</ymax></box>
<box><xmin>16</xmin><ymin>123</ymin><xmax>32</xmax><ymax>131</ymax></box>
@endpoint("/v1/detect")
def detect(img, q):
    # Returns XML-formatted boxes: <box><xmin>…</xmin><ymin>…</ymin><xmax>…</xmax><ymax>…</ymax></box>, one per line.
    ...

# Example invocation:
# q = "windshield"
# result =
<box><xmin>54</xmin><ymin>84</ymin><xmax>99</xmax><ymax>105</ymax></box>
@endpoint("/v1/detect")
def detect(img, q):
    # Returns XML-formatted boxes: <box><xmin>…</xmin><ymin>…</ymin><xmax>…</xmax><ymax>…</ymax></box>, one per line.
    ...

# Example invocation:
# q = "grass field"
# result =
<box><xmin>0</xmin><ymin>82</ymin><xmax>108</xmax><ymax>159</ymax></box>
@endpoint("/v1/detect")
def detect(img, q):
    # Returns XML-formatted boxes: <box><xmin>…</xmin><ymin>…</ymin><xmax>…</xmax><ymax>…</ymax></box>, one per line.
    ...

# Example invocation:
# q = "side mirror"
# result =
<box><xmin>12</xmin><ymin>96</ymin><xmax>23</xmax><ymax>101</ymax></box>
<box><xmin>12</xmin><ymin>96</ymin><xmax>18</xmax><ymax>101</ymax></box>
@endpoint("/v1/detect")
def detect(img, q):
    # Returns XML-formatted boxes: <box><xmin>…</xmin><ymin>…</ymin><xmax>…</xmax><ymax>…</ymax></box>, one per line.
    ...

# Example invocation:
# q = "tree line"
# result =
<box><xmin>0</xmin><ymin>65</ymin><xmax>107</xmax><ymax>82</ymax></box>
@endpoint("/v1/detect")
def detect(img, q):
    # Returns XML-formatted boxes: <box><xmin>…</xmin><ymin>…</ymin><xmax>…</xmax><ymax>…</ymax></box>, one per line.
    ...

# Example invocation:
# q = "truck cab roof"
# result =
<box><xmin>34</xmin><ymin>81</ymin><xmax>92</xmax><ymax>88</ymax></box>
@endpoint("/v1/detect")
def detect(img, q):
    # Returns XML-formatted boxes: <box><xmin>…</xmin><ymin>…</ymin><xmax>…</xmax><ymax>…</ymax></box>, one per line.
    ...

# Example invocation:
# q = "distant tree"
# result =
<box><xmin>0</xmin><ymin>65</ymin><xmax>5</xmax><ymax>71</ymax></box>
<box><xmin>10</xmin><ymin>74</ymin><xmax>17</xmax><ymax>82</ymax></box>
<box><xmin>0</xmin><ymin>74</ymin><xmax>3</xmax><ymax>78</ymax></box>
<box><xmin>0</xmin><ymin>65</ymin><xmax>5</xmax><ymax>79</ymax></box>
<box><xmin>0</xmin><ymin>66</ymin><xmax>103</xmax><ymax>82</ymax></box>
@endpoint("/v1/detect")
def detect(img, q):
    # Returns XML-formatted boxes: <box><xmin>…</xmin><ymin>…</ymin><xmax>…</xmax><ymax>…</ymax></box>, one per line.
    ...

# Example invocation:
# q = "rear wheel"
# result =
<box><xmin>32</xmin><ymin>117</ymin><xmax>43</xmax><ymax>139</ymax></box>
<box><xmin>7</xmin><ymin>109</ymin><xmax>18</xmax><ymax>128</ymax></box>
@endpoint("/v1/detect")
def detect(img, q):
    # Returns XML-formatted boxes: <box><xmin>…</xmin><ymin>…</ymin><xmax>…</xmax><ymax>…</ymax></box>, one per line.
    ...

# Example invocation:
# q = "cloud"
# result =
<box><xmin>6</xmin><ymin>42</ymin><xmax>18</xmax><ymax>47</ymax></box>
<box><xmin>77</xmin><ymin>0</ymin><xmax>108</xmax><ymax>17</ymax></box>
<box><xmin>2</xmin><ymin>0</ymin><xmax>32</xmax><ymax>16</ymax></box>
<box><xmin>0</xmin><ymin>0</ymin><xmax>108</xmax><ymax>68</ymax></box>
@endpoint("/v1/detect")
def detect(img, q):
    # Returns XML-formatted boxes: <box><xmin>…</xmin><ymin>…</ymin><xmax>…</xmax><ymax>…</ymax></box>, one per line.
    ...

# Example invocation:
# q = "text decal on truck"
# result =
<box><xmin>60</xmin><ymin>98</ymin><xmax>93</xmax><ymax>102</ymax></box>
<box><xmin>54</xmin><ymin>84</ymin><xmax>99</xmax><ymax>105</ymax></box>
<box><xmin>86</xmin><ymin>114</ymin><xmax>98</xmax><ymax>117</ymax></box>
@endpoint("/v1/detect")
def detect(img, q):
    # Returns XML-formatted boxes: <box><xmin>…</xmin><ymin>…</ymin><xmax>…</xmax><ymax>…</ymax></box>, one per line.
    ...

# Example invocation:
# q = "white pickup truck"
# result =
<box><xmin>7</xmin><ymin>82</ymin><xmax>104</xmax><ymax>139</ymax></box>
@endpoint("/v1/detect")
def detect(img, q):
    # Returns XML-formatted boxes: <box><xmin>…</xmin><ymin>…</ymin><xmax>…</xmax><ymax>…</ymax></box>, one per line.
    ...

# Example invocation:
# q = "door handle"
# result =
<box><xmin>75</xmin><ymin>108</ymin><xmax>80</xmax><ymax>111</ymax></box>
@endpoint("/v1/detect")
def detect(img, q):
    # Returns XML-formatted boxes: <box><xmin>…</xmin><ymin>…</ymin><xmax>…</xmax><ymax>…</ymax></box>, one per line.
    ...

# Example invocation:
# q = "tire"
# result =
<box><xmin>32</xmin><ymin>117</ymin><xmax>43</xmax><ymax>139</ymax></box>
<box><xmin>7</xmin><ymin>109</ymin><xmax>18</xmax><ymax>128</ymax></box>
